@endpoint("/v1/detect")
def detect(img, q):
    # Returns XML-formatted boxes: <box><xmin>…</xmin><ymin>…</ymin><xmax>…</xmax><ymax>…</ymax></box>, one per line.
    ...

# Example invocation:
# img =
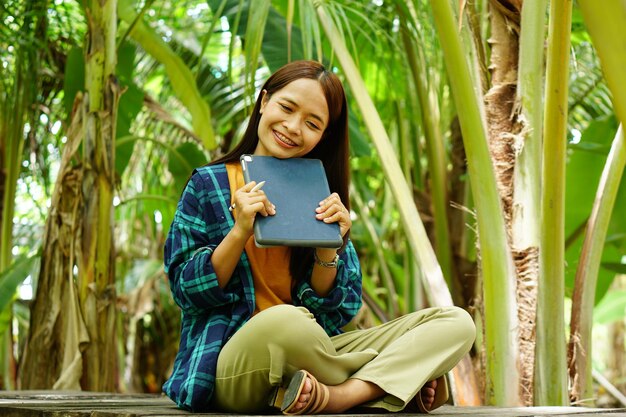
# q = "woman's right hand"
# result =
<box><xmin>213</xmin><ymin>181</ymin><xmax>275</xmax><ymax>288</ymax></box>
<box><xmin>231</xmin><ymin>181</ymin><xmax>276</xmax><ymax>238</ymax></box>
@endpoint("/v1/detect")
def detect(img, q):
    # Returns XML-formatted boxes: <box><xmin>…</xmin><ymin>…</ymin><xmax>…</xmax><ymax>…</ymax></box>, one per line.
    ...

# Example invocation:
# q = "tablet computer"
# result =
<box><xmin>240</xmin><ymin>154</ymin><xmax>343</xmax><ymax>248</ymax></box>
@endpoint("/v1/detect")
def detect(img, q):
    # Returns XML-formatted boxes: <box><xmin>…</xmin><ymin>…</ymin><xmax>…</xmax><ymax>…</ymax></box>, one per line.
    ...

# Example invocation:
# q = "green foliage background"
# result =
<box><xmin>0</xmin><ymin>0</ymin><xmax>624</xmax><ymax>403</ymax></box>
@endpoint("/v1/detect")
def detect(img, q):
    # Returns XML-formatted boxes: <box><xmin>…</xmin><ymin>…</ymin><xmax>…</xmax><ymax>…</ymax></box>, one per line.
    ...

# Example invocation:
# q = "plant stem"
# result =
<box><xmin>535</xmin><ymin>0</ymin><xmax>572</xmax><ymax>405</ymax></box>
<box><xmin>429</xmin><ymin>0</ymin><xmax>520</xmax><ymax>405</ymax></box>
<box><xmin>80</xmin><ymin>0</ymin><xmax>119</xmax><ymax>391</ymax></box>
<box><xmin>569</xmin><ymin>125</ymin><xmax>626</xmax><ymax>404</ymax></box>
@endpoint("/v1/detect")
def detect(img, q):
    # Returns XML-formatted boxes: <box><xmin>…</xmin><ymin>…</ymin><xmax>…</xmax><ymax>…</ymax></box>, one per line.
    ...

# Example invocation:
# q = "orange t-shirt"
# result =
<box><xmin>225</xmin><ymin>162</ymin><xmax>293</xmax><ymax>314</ymax></box>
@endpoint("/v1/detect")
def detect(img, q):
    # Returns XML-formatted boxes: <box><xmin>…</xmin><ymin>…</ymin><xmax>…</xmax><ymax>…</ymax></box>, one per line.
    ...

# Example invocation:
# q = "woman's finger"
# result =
<box><xmin>316</xmin><ymin>203</ymin><xmax>346</xmax><ymax>218</ymax></box>
<box><xmin>250</xmin><ymin>201</ymin><xmax>269</xmax><ymax>217</ymax></box>
<box><xmin>316</xmin><ymin>202</ymin><xmax>345</xmax><ymax>219</ymax></box>
<box><xmin>239</xmin><ymin>181</ymin><xmax>259</xmax><ymax>193</ymax></box>
<box><xmin>236</xmin><ymin>195</ymin><xmax>275</xmax><ymax>217</ymax></box>
<box><xmin>236</xmin><ymin>200</ymin><xmax>269</xmax><ymax>217</ymax></box>
<box><xmin>322</xmin><ymin>211</ymin><xmax>342</xmax><ymax>223</ymax></box>
<box><xmin>317</xmin><ymin>203</ymin><xmax>351</xmax><ymax>229</ymax></box>
<box><xmin>317</xmin><ymin>193</ymin><xmax>342</xmax><ymax>210</ymax></box>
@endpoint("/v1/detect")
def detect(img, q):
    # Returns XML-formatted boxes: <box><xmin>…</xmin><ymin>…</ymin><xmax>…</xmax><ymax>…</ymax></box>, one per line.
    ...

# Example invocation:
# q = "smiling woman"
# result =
<box><xmin>161</xmin><ymin>60</ymin><xmax>475</xmax><ymax>414</ymax></box>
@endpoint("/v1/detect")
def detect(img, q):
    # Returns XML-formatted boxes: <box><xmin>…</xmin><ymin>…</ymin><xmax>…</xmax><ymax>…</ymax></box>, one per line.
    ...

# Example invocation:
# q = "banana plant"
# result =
<box><xmin>429</xmin><ymin>0</ymin><xmax>520</xmax><ymax>406</ymax></box>
<box><xmin>569</xmin><ymin>0</ymin><xmax>626</xmax><ymax>404</ymax></box>
<box><xmin>0</xmin><ymin>0</ymin><xmax>46</xmax><ymax>389</ymax></box>
<box><xmin>20</xmin><ymin>0</ymin><xmax>119</xmax><ymax>391</ymax></box>
<box><xmin>569</xmin><ymin>125</ymin><xmax>626</xmax><ymax>403</ymax></box>
<box><xmin>535</xmin><ymin>0</ymin><xmax>572</xmax><ymax>405</ymax></box>
<box><xmin>508</xmin><ymin>0</ymin><xmax>548</xmax><ymax>404</ymax></box>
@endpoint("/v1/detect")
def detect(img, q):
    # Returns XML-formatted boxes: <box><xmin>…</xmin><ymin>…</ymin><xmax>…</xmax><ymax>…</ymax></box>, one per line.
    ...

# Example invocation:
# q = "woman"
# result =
<box><xmin>163</xmin><ymin>60</ymin><xmax>475</xmax><ymax>414</ymax></box>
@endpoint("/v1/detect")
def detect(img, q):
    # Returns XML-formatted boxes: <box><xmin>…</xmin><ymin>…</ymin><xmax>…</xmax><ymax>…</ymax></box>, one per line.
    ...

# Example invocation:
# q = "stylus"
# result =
<box><xmin>251</xmin><ymin>181</ymin><xmax>266</xmax><ymax>192</ymax></box>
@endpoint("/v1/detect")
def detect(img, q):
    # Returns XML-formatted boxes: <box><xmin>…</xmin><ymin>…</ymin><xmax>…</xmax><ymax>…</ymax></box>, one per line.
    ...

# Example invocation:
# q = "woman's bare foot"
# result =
<box><xmin>417</xmin><ymin>379</ymin><xmax>438</xmax><ymax>411</ymax></box>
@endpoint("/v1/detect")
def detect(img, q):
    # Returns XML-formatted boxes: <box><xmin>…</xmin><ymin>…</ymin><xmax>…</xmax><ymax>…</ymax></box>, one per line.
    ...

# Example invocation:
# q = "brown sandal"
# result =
<box><xmin>415</xmin><ymin>375</ymin><xmax>449</xmax><ymax>413</ymax></box>
<box><xmin>270</xmin><ymin>370</ymin><xmax>330</xmax><ymax>415</ymax></box>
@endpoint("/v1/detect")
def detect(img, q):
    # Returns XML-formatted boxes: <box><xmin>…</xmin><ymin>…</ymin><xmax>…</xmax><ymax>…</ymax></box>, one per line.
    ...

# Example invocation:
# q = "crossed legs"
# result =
<box><xmin>212</xmin><ymin>304</ymin><xmax>475</xmax><ymax>413</ymax></box>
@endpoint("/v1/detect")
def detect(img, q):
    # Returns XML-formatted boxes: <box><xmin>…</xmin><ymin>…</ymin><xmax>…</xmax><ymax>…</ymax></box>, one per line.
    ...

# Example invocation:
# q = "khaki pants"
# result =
<box><xmin>213</xmin><ymin>304</ymin><xmax>475</xmax><ymax>413</ymax></box>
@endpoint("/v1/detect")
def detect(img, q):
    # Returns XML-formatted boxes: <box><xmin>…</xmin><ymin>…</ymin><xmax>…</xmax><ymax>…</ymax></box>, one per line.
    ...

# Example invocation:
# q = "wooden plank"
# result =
<box><xmin>1</xmin><ymin>392</ymin><xmax>626</xmax><ymax>416</ymax></box>
<box><xmin>4</xmin><ymin>407</ymin><xmax>625</xmax><ymax>417</ymax></box>
<box><xmin>4</xmin><ymin>404</ymin><xmax>626</xmax><ymax>417</ymax></box>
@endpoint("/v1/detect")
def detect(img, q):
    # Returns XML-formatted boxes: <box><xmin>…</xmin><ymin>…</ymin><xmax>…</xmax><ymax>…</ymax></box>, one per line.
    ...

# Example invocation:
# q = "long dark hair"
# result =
<box><xmin>211</xmin><ymin>60</ymin><xmax>350</xmax><ymax>283</ymax></box>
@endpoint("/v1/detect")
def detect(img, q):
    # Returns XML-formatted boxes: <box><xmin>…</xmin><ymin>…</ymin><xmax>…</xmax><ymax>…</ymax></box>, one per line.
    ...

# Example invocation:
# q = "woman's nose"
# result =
<box><xmin>282</xmin><ymin>116</ymin><xmax>301</xmax><ymax>134</ymax></box>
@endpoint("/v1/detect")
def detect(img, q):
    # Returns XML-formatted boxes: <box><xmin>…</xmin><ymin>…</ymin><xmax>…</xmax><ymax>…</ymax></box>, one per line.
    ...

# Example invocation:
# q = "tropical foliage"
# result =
<box><xmin>1</xmin><ymin>0</ymin><xmax>625</xmax><ymax>407</ymax></box>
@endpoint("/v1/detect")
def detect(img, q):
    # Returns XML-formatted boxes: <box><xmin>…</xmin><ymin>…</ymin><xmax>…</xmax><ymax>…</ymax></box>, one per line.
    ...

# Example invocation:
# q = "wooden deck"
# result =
<box><xmin>0</xmin><ymin>391</ymin><xmax>625</xmax><ymax>416</ymax></box>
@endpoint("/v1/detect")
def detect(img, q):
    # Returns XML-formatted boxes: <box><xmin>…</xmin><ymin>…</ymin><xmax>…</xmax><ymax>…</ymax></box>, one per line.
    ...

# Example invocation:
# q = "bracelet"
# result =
<box><xmin>314</xmin><ymin>251</ymin><xmax>339</xmax><ymax>268</ymax></box>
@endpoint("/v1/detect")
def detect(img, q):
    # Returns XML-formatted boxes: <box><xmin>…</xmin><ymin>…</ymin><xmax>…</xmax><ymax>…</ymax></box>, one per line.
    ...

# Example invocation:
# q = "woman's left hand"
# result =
<box><xmin>315</xmin><ymin>193</ymin><xmax>351</xmax><ymax>237</ymax></box>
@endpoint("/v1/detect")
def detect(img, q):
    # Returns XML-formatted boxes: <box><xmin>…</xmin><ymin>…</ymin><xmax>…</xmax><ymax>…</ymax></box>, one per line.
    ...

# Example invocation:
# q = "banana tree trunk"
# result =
<box><xmin>535</xmin><ymin>0</ymin><xmax>572</xmax><ymax>405</ymax></box>
<box><xmin>483</xmin><ymin>5</ymin><xmax>530</xmax><ymax>404</ymax></box>
<box><xmin>21</xmin><ymin>0</ymin><xmax>120</xmax><ymax>391</ymax></box>
<box><xmin>429</xmin><ymin>0</ymin><xmax>521</xmax><ymax>406</ymax></box>
<box><xmin>20</xmin><ymin>99</ymin><xmax>90</xmax><ymax>389</ymax></box>
<box><xmin>515</xmin><ymin>0</ymin><xmax>547</xmax><ymax>404</ymax></box>
<box><xmin>78</xmin><ymin>0</ymin><xmax>119</xmax><ymax>391</ymax></box>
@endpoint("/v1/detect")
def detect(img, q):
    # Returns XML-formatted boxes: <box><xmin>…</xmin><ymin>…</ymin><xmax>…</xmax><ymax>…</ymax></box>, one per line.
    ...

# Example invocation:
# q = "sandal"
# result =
<box><xmin>415</xmin><ymin>375</ymin><xmax>449</xmax><ymax>413</ymax></box>
<box><xmin>269</xmin><ymin>370</ymin><xmax>329</xmax><ymax>415</ymax></box>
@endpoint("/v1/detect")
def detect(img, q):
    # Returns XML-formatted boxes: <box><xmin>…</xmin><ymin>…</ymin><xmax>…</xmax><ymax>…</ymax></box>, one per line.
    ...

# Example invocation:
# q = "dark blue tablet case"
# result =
<box><xmin>240</xmin><ymin>155</ymin><xmax>343</xmax><ymax>248</ymax></box>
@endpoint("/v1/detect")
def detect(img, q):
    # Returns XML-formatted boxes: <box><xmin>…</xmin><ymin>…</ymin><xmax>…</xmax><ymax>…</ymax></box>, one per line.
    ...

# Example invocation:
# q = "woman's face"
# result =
<box><xmin>254</xmin><ymin>78</ymin><xmax>329</xmax><ymax>159</ymax></box>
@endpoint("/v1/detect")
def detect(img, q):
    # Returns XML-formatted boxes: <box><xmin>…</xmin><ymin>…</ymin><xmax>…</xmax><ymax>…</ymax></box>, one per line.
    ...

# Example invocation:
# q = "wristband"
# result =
<box><xmin>314</xmin><ymin>251</ymin><xmax>339</xmax><ymax>268</ymax></box>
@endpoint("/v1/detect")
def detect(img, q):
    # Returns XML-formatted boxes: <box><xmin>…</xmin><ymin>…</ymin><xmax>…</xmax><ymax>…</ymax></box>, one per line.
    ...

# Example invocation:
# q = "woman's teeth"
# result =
<box><xmin>275</xmin><ymin>131</ymin><xmax>296</xmax><ymax>146</ymax></box>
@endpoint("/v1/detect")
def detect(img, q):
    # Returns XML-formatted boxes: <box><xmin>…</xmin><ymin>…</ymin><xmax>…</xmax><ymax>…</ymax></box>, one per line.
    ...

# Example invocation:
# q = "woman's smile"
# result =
<box><xmin>273</xmin><ymin>129</ymin><xmax>298</xmax><ymax>148</ymax></box>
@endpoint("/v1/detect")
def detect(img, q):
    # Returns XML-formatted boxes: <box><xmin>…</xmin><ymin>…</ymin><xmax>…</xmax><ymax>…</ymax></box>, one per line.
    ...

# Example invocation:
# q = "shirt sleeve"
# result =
<box><xmin>164</xmin><ymin>171</ymin><xmax>241</xmax><ymax>315</ymax></box>
<box><xmin>293</xmin><ymin>240</ymin><xmax>363</xmax><ymax>335</ymax></box>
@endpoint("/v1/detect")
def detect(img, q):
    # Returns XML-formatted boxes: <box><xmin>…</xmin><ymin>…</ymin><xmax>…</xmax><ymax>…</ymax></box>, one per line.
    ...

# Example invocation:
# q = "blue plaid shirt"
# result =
<box><xmin>163</xmin><ymin>163</ymin><xmax>363</xmax><ymax>411</ymax></box>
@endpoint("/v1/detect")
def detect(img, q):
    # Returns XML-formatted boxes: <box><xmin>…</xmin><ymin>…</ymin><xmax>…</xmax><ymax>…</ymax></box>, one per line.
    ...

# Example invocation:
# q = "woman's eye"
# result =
<box><xmin>307</xmin><ymin>121</ymin><xmax>320</xmax><ymax>130</ymax></box>
<box><xmin>279</xmin><ymin>104</ymin><xmax>292</xmax><ymax>112</ymax></box>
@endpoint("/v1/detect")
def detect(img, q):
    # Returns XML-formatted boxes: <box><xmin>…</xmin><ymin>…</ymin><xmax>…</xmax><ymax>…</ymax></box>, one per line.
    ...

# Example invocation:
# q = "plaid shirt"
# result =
<box><xmin>163</xmin><ymin>163</ymin><xmax>362</xmax><ymax>412</ymax></box>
